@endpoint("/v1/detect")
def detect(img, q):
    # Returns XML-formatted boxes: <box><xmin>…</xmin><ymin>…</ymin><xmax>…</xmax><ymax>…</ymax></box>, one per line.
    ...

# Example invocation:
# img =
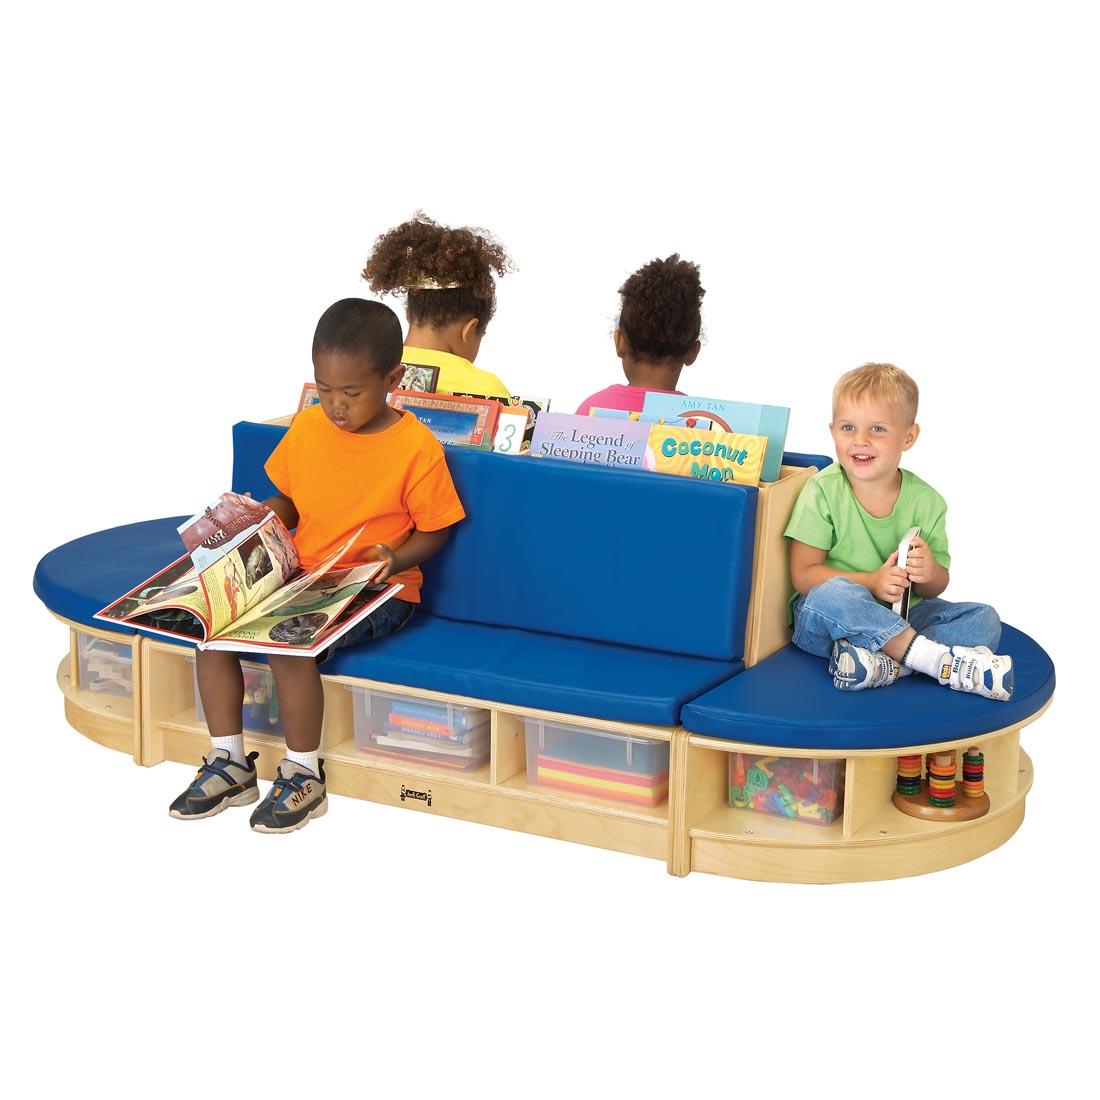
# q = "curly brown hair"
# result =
<box><xmin>618</xmin><ymin>254</ymin><xmax>704</xmax><ymax>361</ymax></box>
<box><xmin>362</xmin><ymin>213</ymin><xmax>513</xmax><ymax>330</ymax></box>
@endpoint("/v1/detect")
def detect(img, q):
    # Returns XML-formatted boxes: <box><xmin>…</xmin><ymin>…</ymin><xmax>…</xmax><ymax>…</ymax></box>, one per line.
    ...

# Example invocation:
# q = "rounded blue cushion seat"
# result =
<box><xmin>680</xmin><ymin>625</ymin><xmax>1055</xmax><ymax>750</ymax></box>
<box><xmin>32</xmin><ymin>518</ymin><xmax>739</xmax><ymax>722</ymax></box>
<box><xmin>34</xmin><ymin>517</ymin><xmax>190</xmax><ymax>635</ymax></box>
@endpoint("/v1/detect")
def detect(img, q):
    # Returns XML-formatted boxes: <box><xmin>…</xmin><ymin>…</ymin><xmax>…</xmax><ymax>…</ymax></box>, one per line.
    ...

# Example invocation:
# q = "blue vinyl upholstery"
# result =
<box><xmin>34</xmin><ymin>517</ymin><xmax>190</xmax><ymax>635</ymax></box>
<box><xmin>323</xmin><ymin>616</ymin><xmax>740</xmax><ymax>725</ymax></box>
<box><xmin>681</xmin><ymin>625</ymin><xmax>1055</xmax><ymax>749</ymax></box>
<box><xmin>230</xmin><ymin>421</ymin><xmax>760</xmax><ymax>661</ymax></box>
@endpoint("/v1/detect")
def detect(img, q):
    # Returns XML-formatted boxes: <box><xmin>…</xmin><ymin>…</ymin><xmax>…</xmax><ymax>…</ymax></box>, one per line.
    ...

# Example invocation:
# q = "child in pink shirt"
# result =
<box><xmin>576</xmin><ymin>254</ymin><xmax>704</xmax><ymax>415</ymax></box>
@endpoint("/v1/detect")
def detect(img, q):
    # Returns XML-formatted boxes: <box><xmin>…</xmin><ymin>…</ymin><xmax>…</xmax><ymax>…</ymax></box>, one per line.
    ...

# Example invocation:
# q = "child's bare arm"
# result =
<box><xmin>371</xmin><ymin>526</ymin><xmax>453</xmax><ymax>583</ymax></box>
<box><xmin>905</xmin><ymin>535</ymin><xmax>949</xmax><ymax>598</ymax></box>
<box><xmin>263</xmin><ymin>493</ymin><xmax>299</xmax><ymax>531</ymax></box>
<box><xmin>790</xmin><ymin>539</ymin><xmax>910</xmax><ymax>604</ymax></box>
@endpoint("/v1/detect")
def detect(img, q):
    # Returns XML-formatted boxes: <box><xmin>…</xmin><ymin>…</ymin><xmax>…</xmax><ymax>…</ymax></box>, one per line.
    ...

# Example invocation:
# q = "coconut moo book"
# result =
<box><xmin>647</xmin><ymin>424</ymin><xmax>767</xmax><ymax>486</ymax></box>
<box><xmin>641</xmin><ymin>393</ymin><xmax>790</xmax><ymax>483</ymax></box>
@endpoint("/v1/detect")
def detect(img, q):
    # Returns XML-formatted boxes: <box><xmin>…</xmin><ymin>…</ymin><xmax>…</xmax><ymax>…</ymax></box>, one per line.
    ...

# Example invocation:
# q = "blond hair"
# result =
<box><xmin>832</xmin><ymin>362</ymin><xmax>919</xmax><ymax>424</ymax></box>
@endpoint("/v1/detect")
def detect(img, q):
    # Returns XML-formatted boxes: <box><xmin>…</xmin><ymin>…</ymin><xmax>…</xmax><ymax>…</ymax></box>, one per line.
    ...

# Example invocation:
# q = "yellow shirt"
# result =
<box><xmin>401</xmin><ymin>346</ymin><xmax>510</xmax><ymax>398</ymax></box>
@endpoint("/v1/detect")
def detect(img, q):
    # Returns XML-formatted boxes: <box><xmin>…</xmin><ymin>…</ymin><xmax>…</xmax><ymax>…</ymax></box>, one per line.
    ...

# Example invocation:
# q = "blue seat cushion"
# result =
<box><xmin>681</xmin><ymin>624</ymin><xmax>1055</xmax><ymax>749</ymax></box>
<box><xmin>34</xmin><ymin>517</ymin><xmax>190</xmax><ymax>634</ymax></box>
<box><xmin>34</xmin><ymin>516</ymin><xmax>740</xmax><ymax>722</ymax></box>
<box><xmin>323</xmin><ymin>614</ymin><xmax>741</xmax><ymax>725</ymax></box>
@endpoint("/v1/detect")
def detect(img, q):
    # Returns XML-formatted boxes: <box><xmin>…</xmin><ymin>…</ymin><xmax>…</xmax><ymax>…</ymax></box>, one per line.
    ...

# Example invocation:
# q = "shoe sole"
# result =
<box><xmin>251</xmin><ymin>796</ymin><xmax>329</xmax><ymax>834</ymax></box>
<box><xmin>169</xmin><ymin>785</ymin><xmax>260</xmax><ymax>821</ymax></box>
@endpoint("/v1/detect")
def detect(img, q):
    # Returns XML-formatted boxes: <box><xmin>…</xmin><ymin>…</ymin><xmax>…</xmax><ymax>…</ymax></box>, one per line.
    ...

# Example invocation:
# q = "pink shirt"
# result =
<box><xmin>574</xmin><ymin>383</ymin><xmax>685</xmax><ymax>416</ymax></box>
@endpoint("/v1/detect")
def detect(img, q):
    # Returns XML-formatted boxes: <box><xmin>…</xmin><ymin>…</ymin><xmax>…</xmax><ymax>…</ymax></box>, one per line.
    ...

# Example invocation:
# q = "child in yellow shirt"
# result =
<box><xmin>363</xmin><ymin>213</ymin><xmax>514</xmax><ymax>397</ymax></box>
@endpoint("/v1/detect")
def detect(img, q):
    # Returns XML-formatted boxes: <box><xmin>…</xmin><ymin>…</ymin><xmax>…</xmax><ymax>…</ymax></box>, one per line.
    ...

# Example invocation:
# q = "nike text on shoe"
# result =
<box><xmin>250</xmin><ymin>758</ymin><xmax>328</xmax><ymax>834</ymax></box>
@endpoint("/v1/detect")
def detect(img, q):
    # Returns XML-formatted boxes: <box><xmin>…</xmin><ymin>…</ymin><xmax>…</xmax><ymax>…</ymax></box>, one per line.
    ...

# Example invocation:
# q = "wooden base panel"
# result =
<box><xmin>690</xmin><ymin>800</ymin><xmax>1025</xmax><ymax>884</ymax></box>
<box><xmin>58</xmin><ymin>655</ymin><xmax>140</xmax><ymax>759</ymax></box>
<box><xmin>50</xmin><ymin>623</ymin><xmax>1047</xmax><ymax>884</ymax></box>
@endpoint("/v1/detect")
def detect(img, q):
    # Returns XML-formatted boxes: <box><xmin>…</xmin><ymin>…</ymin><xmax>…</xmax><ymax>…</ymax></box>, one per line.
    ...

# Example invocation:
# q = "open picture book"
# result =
<box><xmin>96</xmin><ymin>493</ymin><xmax>403</xmax><ymax>657</ymax></box>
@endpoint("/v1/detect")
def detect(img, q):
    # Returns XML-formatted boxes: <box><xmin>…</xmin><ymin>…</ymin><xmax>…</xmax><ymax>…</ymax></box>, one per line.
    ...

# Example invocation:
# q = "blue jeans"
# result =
<box><xmin>316</xmin><ymin>597</ymin><xmax>415</xmax><ymax>664</ymax></box>
<box><xmin>791</xmin><ymin>577</ymin><xmax>1001</xmax><ymax>659</ymax></box>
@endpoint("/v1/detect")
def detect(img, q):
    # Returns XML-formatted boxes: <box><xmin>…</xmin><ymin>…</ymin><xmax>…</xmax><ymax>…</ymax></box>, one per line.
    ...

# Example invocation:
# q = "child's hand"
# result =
<box><xmin>904</xmin><ymin>536</ymin><xmax>936</xmax><ymax>586</ymax></box>
<box><xmin>870</xmin><ymin>552</ymin><xmax>910</xmax><ymax>603</ymax></box>
<box><xmin>370</xmin><ymin>543</ymin><xmax>396</xmax><ymax>582</ymax></box>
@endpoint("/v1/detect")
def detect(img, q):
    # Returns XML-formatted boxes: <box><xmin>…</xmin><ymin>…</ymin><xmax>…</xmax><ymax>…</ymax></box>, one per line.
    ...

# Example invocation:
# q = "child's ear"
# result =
<box><xmin>613</xmin><ymin>330</ymin><xmax>627</xmax><ymax>360</ymax></box>
<box><xmin>903</xmin><ymin>422</ymin><xmax>920</xmax><ymax>449</ymax></box>
<box><xmin>683</xmin><ymin>339</ymin><xmax>701</xmax><ymax>367</ymax></box>
<box><xmin>385</xmin><ymin>363</ymin><xmax>405</xmax><ymax>391</ymax></box>
<box><xmin>461</xmin><ymin>317</ymin><xmax>480</xmax><ymax>347</ymax></box>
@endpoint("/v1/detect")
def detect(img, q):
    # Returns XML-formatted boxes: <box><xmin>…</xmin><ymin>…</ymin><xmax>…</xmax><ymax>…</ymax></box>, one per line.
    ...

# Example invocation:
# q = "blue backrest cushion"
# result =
<box><xmin>783</xmin><ymin>451</ymin><xmax>832</xmax><ymax>470</ymax></box>
<box><xmin>423</xmin><ymin>450</ymin><xmax>757</xmax><ymax>659</ymax></box>
<box><xmin>230</xmin><ymin>421</ymin><xmax>758</xmax><ymax>661</ymax></box>
<box><xmin>232</xmin><ymin>422</ymin><xmax>287</xmax><ymax>502</ymax></box>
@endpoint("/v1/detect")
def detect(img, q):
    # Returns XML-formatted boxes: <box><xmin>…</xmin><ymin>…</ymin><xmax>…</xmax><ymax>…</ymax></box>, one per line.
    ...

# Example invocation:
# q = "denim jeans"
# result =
<box><xmin>316</xmin><ymin>596</ymin><xmax>415</xmax><ymax>664</ymax></box>
<box><xmin>791</xmin><ymin>577</ymin><xmax>1001</xmax><ymax>659</ymax></box>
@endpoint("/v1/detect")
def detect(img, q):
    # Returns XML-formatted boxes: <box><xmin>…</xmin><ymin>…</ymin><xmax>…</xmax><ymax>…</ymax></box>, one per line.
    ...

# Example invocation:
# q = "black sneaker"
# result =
<box><xmin>249</xmin><ymin>758</ymin><xmax>328</xmax><ymax>834</ymax></box>
<box><xmin>169</xmin><ymin>749</ymin><xmax>260</xmax><ymax>820</ymax></box>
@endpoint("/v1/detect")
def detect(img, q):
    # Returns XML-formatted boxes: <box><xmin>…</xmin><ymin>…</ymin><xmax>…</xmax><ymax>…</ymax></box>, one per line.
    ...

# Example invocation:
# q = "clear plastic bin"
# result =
<box><xmin>729</xmin><ymin>753</ymin><xmax>844</xmax><ymax>826</ymax></box>
<box><xmin>524</xmin><ymin>718</ymin><xmax>669</xmax><ymax>807</ymax></box>
<box><xmin>189</xmin><ymin>655</ymin><xmax>285</xmax><ymax>738</ymax></box>
<box><xmin>350</xmin><ymin>685</ymin><xmax>490</xmax><ymax>771</ymax></box>
<box><xmin>77</xmin><ymin>633</ymin><xmax>134</xmax><ymax>698</ymax></box>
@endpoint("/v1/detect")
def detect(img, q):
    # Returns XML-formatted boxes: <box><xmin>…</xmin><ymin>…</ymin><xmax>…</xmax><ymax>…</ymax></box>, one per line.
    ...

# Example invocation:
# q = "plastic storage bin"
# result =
<box><xmin>350</xmin><ymin>686</ymin><xmax>490</xmax><ymax>771</ymax></box>
<box><xmin>729</xmin><ymin>753</ymin><xmax>844</xmax><ymax>826</ymax></box>
<box><xmin>524</xmin><ymin>718</ymin><xmax>670</xmax><ymax>807</ymax></box>
<box><xmin>77</xmin><ymin>633</ymin><xmax>134</xmax><ymax>698</ymax></box>
<box><xmin>189</xmin><ymin>656</ymin><xmax>284</xmax><ymax>738</ymax></box>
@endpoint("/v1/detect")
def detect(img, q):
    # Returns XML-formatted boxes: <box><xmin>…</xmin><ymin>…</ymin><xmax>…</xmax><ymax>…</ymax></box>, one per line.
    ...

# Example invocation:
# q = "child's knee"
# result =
<box><xmin>803</xmin><ymin>575</ymin><xmax>865</xmax><ymax>610</ymax></box>
<box><xmin>972</xmin><ymin>604</ymin><xmax>1002</xmax><ymax>649</ymax></box>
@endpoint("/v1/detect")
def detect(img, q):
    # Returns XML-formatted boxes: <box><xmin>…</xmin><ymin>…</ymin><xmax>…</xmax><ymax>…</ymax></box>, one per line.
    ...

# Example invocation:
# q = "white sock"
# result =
<box><xmin>902</xmin><ymin>635</ymin><xmax>951</xmax><ymax>681</ymax></box>
<box><xmin>286</xmin><ymin>748</ymin><xmax>320</xmax><ymax>776</ymax></box>
<box><xmin>211</xmin><ymin>734</ymin><xmax>246</xmax><ymax>764</ymax></box>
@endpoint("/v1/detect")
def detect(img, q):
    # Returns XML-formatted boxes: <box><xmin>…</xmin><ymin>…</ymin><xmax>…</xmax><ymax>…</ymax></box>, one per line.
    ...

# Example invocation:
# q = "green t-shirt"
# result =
<box><xmin>784</xmin><ymin>464</ymin><xmax>951</xmax><ymax>616</ymax></box>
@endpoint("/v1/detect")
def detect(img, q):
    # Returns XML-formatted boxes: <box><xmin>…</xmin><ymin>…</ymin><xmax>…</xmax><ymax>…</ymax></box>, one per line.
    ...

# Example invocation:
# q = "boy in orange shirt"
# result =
<box><xmin>170</xmin><ymin>299</ymin><xmax>466</xmax><ymax>832</ymax></box>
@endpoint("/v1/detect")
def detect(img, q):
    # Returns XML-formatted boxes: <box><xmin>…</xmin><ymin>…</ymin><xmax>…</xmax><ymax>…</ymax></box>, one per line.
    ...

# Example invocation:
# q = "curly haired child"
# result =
<box><xmin>363</xmin><ymin>213</ymin><xmax>514</xmax><ymax>397</ymax></box>
<box><xmin>575</xmin><ymin>254</ymin><xmax>704</xmax><ymax>415</ymax></box>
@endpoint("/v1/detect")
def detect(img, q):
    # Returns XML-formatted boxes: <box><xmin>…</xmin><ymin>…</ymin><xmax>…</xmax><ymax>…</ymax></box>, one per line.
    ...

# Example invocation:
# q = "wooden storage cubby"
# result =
<box><xmin>52</xmin><ymin>596</ymin><xmax>1047</xmax><ymax>883</ymax></box>
<box><xmin>136</xmin><ymin>638</ymin><xmax>671</xmax><ymax>864</ymax></box>
<box><xmin>56</xmin><ymin>623</ymin><xmax>141</xmax><ymax>760</ymax></box>
<box><xmin>670</xmin><ymin>711</ymin><xmax>1044</xmax><ymax>883</ymax></box>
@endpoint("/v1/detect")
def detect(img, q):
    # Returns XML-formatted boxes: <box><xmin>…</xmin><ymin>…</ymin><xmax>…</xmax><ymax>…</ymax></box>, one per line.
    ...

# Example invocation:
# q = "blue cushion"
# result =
<box><xmin>33</xmin><ymin>515</ymin><xmax>739</xmax><ymax>722</ymax></box>
<box><xmin>681</xmin><ymin>624</ymin><xmax>1055</xmax><ymax>749</ymax></box>
<box><xmin>230</xmin><ymin>421</ymin><xmax>759</xmax><ymax>661</ymax></box>
<box><xmin>782</xmin><ymin>451</ymin><xmax>832</xmax><ymax>470</ymax></box>
<box><xmin>232</xmin><ymin>421</ymin><xmax>287</xmax><ymax>500</ymax></box>
<box><xmin>34</xmin><ymin>517</ymin><xmax>190</xmax><ymax>633</ymax></box>
<box><xmin>323</xmin><ymin>614</ymin><xmax>741</xmax><ymax>725</ymax></box>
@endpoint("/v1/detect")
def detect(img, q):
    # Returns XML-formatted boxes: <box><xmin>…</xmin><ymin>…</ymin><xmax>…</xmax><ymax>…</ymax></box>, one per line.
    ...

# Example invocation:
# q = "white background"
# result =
<box><xmin>5</xmin><ymin>1</ymin><xmax>1096</xmax><ymax>1095</ymax></box>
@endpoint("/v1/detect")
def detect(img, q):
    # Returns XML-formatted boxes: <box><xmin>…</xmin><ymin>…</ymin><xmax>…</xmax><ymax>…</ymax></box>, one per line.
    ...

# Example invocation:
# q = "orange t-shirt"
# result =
<box><xmin>264</xmin><ymin>405</ymin><xmax>466</xmax><ymax>602</ymax></box>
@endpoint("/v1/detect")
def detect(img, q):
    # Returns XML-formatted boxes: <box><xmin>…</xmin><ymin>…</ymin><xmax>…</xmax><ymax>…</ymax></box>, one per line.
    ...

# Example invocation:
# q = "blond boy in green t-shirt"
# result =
<box><xmin>785</xmin><ymin>363</ymin><xmax>1013</xmax><ymax>700</ymax></box>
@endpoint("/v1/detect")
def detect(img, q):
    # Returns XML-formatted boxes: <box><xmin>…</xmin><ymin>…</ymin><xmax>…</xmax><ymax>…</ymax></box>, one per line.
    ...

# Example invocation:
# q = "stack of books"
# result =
<box><xmin>362</xmin><ymin>698</ymin><xmax>490</xmax><ymax>772</ymax></box>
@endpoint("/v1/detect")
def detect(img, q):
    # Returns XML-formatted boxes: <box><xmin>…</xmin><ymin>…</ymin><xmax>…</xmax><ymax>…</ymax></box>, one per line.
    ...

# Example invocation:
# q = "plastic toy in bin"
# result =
<box><xmin>193</xmin><ymin>659</ymin><xmax>284</xmax><ymax>737</ymax></box>
<box><xmin>729</xmin><ymin>754</ymin><xmax>844</xmax><ymax>825</ymax></box>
